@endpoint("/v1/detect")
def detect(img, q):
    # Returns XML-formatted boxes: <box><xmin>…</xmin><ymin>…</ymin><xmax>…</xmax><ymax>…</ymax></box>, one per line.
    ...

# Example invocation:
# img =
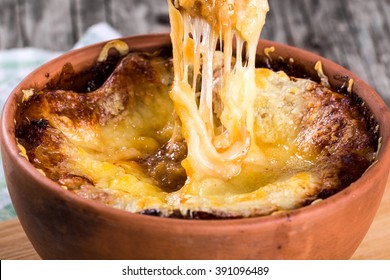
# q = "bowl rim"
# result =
<box><xmin>1</xmin><ymin>33</ymin><xmax>390</xmax><ymax>231</ymax></box>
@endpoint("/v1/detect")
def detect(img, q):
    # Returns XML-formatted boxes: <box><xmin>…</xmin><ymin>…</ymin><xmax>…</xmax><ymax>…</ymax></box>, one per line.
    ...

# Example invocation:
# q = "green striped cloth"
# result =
<box><xmin>0</xmin><ymin>23</ymin><xmax>122</xmax><ymax>221</ymax></box>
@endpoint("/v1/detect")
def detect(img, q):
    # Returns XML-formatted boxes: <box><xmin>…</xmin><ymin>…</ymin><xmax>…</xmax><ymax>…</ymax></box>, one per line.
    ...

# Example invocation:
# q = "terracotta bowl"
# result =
<box><xmin>1</xmin><ymin>34</ymin><xmax>390</xmax><ymax>260</ymax></box>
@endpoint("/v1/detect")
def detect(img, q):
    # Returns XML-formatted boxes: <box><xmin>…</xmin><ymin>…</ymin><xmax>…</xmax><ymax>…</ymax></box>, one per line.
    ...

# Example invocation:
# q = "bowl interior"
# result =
<box><xmin>1</xmin><ymin>34</ymin><xmax>390</xmax><ymax>259</ymax></box>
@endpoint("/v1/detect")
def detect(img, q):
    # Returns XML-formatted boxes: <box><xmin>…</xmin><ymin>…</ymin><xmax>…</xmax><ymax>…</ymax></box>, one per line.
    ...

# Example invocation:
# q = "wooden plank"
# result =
<box><xmin>263</xmin><ymin>0</ymin><xmax>367</xmax><ymax>76</ymax></box>
<box><xmin>262</xmin><ymin>0</ymin><xmax>291</xmax><ymax>44</ymax></box>
<box><xmin>0</xmin><ymin>0</ymin><xmax>25</xmax><ymax>49</ymax></box>
<box><xmin>308</xmin><ymin>0</ymin><xmax>373</xmax><ymax>97</ymax></box>
<box><xmin>23</xmin><ymin>0</ymin><xmax>74</xmax><ymax>51</ymax></box>
<box><xmin>261</xmin><ymin>0</ymin><xmax>390</xmax><ymax>106</ymax></box>
<box><xmin>345</xmin><ymin>0</ymin><xmax>390</xmax><ymax>106</ymax></box>
<box><xmin>72</xmin><ymin>0</ymin><xmax>107</xmax><ymax>40</ymax></box>
<box><xmin>351</xmin><ymin>175</ymin><xmax>390</xmax><ymax>260</ymax></box>
<box><xmin>110</xmin><ymin>0</ymin><xmax>155</xmax><ymax>36</ymax></box>
<box><xmin>0</xmin><ymin>219</ymin><xmax>40</xmax><ymax>260</ymax></box>
<box><xmin>147</xmin><ymin>0</ymin><xmax>171</xmax><ymax>34</ymax></box>
<box><xmin>110</xmin><ymin>0</ymin><xmax>170</xmax><ymax>36</ymax></box>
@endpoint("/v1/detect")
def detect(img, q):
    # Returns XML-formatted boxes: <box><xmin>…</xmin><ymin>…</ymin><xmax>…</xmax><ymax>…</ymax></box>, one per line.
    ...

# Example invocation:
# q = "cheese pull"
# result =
<box><xmin>168</xmin><ymin>0</ymin><xmax>269</xmax><ymax>179</ymax></box>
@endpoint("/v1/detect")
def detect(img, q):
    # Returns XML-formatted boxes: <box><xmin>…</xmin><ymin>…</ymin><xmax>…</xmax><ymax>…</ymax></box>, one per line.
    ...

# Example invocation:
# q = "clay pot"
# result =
<box><xmin>1</xmin><ymin>34</ymin><xmax>390</xmax><ymax>259</ymax></box>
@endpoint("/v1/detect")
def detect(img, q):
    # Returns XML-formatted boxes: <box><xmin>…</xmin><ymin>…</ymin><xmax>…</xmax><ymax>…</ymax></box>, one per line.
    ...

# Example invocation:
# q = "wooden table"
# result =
<box><xmin>1</xmin><ymin>175</ymin><xmax>389</xmax><ymax>260</ymax></box>
<box><xmin>0</xmin><ymin>0</ymin><xmax>389</xmax><ymax>106</ymax></box>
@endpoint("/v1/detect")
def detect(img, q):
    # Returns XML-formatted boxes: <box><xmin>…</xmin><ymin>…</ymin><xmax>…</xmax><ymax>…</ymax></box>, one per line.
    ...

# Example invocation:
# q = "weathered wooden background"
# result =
<box><xmin>0</xmin><ymin>0</ymin><xmax>389</xmax><ymax>105</ymax></box>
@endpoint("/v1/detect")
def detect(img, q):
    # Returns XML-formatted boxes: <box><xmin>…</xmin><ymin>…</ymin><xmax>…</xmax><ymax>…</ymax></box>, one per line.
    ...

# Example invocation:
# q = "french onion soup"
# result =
<box><xmin>15</xmin><ymin>0</ymin><xmax>379</xmax><ymax>218</ymax></box>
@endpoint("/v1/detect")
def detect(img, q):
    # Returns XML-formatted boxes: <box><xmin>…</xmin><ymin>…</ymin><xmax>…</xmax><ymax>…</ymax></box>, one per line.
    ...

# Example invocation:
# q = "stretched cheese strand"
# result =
<box><xmin>168</xmin><ymin>0</ymin><xmax>269</xmax><ymax>179</ymax></box>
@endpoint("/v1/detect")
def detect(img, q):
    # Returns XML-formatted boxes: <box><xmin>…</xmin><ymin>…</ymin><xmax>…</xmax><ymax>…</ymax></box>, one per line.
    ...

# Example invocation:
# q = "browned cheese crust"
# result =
<box><xmin>15</xmin><ymin>51</ymin><xmax>378</xmax><ymax>219</ymax></box>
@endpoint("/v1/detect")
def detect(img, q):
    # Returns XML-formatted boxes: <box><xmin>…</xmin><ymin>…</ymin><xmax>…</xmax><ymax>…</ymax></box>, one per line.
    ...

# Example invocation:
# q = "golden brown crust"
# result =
<box><xmin>299</xmin><ymin>85</ymin><xmax>376</xmax><ymax>157</ymax></box>
<box><xmin>17</xmin><ymin>51</ymin><xmax>174</xmax><ymax>181</ymax></box>
<box><xmin>15</xmin><ymin>50</ymin><xmax>378</xmax><ymax>219</ymax></box>
<box><xmin>298</xmin><ymin>84</ymin><xmax>377</xmax><ymax>195</ymax></box>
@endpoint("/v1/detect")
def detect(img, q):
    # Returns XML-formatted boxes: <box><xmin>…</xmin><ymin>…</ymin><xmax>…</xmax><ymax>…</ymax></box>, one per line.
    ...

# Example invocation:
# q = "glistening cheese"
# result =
<box><xmin>168</xmin><ymin>0</ymin><xmax>269</xmax><ymax>180</ymax></box>
<box><xmin>15</xmin><ymin>1</ymin><xmax>378</xmax><ymax>218</ymax></box>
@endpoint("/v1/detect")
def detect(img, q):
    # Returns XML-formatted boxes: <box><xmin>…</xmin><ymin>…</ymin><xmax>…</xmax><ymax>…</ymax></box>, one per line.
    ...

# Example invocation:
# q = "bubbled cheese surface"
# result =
<box><xmin>17</xmin><ymin>51</ymin><xmax>376</xmax><ymax>219</ymax></box>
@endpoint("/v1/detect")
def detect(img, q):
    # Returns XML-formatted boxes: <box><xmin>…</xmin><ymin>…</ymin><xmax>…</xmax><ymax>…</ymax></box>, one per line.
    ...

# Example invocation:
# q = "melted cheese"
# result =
<box><xmin>17</xmin><ymin>1</ymin><xmax>377</xmax><ymax>218</ymax></box>
<box><xmin>55</xmin><ymin>67</ymin><xmax>319</xmax><ymax>217</ymax></box>
<box><xmin>18</xmin><ymin>48</ymin><xmax>377</xmax><ymax>217</ymax></box>
<box><xmin>165</xmin><ymin>69</ymin><xmax>318</xmax><ymax>216</ymax></box>
<box><xmin>168</xmin><ymin>0</ymin><xmax>269</xmax><ymax>180</ymax></box>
